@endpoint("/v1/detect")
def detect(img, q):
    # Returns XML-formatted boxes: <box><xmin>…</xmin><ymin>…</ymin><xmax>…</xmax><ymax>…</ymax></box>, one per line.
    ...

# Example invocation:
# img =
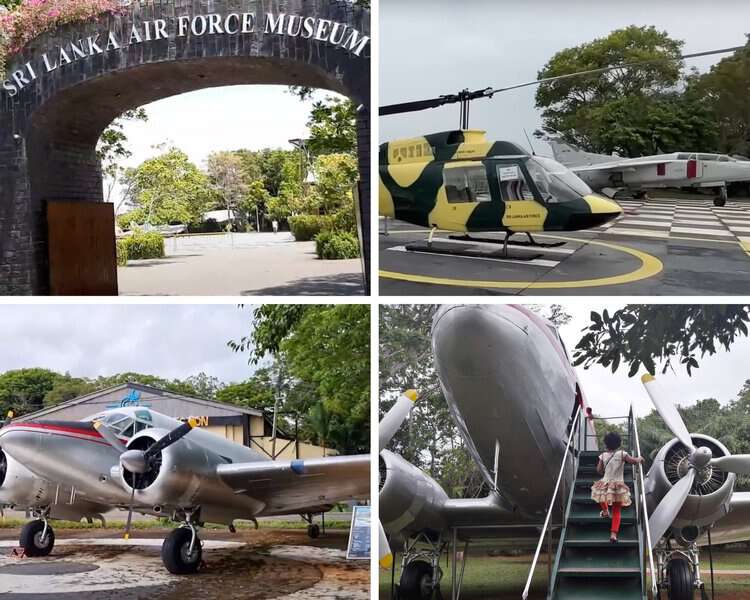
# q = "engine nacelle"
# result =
<box><xmin>379</xmin><ymin>449</ymin><xmax>448</xmax><ymax>538</ymax></box>
<box><xmin>645</xmin><ymin>434</ymin><xmax>735</xmax><ymax>535</ymax></box>
<box><xmin>0</xmin><ymin>446</ymin><xmax>58</xmax><ymax>508</ymax></box>
<box><xmin>116</xmin><ymin>428</ymin><xmax>226</xmax><ymax>511</ymax></box>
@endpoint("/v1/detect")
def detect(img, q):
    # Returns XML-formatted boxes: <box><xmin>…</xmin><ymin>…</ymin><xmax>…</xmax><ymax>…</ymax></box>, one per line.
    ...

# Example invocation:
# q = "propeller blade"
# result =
<box><xmin>93</xmin><ymin>421</ymin><xmax>128</xmax><ymax>454</ymax></box>
<box><xmin>378</xmin><ymin>520</ymin><xmax>393</xmax><ymax>570</ymax></box>
<box><xmin>710</xmin><ymin>454</ymin><xmax>750</xmax><ymax>475</ymax></box>
<box><xmin>124</xmin><ymin>474</ymin><xmax>137</xmax><ymax>540</ymax></box>
<box><xmin>641</xmin><ymin>374</ymin><xmax>695</xmax><ymax>451</ymax></box>
<box><xmin>379</xmin><ymin>390</ymin><xmax>418</xmax><ymax>451</ymax></box>
<box><xmin>142</xmin><ymin>418</ymin><xmax>197</xmax><ymax>462</ymax></box>
<box><xmin>649</xmin><ymin>468</ymin><xmax>696</xmax><ymax>548</ymax></box>
<box><xmin>380</xmin><ymin>97</ymin><xmax>451</xmax><ymax>116</ymax></box>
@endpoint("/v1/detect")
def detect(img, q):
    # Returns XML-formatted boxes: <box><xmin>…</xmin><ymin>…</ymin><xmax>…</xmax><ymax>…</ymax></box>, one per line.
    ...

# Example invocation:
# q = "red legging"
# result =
<box><xmin>600</xmin><ymin>502</ymin><xmax>622</xmax><ymax>533</ymax></box>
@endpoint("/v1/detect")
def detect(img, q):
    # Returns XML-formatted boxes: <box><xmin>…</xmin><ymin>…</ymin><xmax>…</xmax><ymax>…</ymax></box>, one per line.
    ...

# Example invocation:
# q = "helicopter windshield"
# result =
<box><xmin>527</xmin><ymin>156</ymin><xmax>593</xmax><ymax>202</ymax></box>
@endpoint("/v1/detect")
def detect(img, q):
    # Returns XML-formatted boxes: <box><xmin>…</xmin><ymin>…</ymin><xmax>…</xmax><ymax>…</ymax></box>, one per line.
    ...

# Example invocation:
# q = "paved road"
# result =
<box><xmin>118</xmin><ymin>233</ymin><xmax>365</xmax><ymax>295</ymax></box>
<box><xmin>379</xmin><ymin>197</ymin><xmax>750</xmax><ymax>295</ymax></box>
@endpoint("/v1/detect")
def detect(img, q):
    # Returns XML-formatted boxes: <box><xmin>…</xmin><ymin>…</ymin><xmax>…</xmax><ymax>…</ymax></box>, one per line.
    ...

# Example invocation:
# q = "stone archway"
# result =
<box><xmin>0</xmin><ymin>0</ymin><xmax>370</xmax><ymax>294</ymax></box>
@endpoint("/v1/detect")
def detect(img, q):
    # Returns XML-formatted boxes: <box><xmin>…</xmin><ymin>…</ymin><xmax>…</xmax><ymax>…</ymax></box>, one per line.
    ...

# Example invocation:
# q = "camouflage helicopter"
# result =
<box><xmin>380</xmin><ymin>45</ymin><xmax>744</xmax><ymax>257</ymax></box>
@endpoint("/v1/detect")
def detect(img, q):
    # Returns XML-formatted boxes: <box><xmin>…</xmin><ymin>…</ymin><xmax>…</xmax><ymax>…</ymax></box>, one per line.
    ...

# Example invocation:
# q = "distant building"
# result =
<box><xmin>15</xmin><ymin>382</ymin><xmax>334</xmax><ymax>460</ymax></box>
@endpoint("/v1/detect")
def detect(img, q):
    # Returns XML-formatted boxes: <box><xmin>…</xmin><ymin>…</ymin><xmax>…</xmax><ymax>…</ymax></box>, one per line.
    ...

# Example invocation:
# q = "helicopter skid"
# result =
<box><xmin>448</xmin><ymin>234</ymin><xmax>567</xmax><ymax>249</ymax></box>
<box><xmin>404</xmin><ymin>240</ymin><xmax>543</xmax><ymax>261</ymax></box>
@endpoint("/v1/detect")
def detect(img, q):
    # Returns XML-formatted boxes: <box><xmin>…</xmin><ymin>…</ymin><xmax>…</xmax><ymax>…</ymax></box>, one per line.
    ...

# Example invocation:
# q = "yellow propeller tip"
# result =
<box><xmin>403</xmin><ymin>389</ymin><xmax>418</xmax><ymax>402</ymax></box>
<box><xmin>379</xmin><ymin>554</ymin><xmax>394</xmax><ymax>569</ymax></box>
<box><xmin>123</xmin><ymin>533</ymin><xmax>130</xmax><ymax>540</ymax></box>
<box><xmin>641</xmin><ymin>373</ymin><xmax>655</xmax><ymax>383</ymax></box>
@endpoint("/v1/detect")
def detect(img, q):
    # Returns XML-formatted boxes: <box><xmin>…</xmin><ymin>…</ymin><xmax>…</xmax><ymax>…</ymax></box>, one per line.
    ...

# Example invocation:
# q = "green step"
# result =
<box><xmin>565</xmin><ymin>524</ymin><xmax>638</xmax><ymax>547</ymax></box>
<box><xmin>568</xmin><ymin>505</ymin><xmax>635</xmax><ymax>525</ymax></box>
<box><xmin>558</xmin><ymin>546</ymin><xmax>640</xmax><ymax>576</ymax></box>
<box><xmin>553</xmin><ymin>577</ymin><xmax>643</xmax><ymax>600</ymax></box>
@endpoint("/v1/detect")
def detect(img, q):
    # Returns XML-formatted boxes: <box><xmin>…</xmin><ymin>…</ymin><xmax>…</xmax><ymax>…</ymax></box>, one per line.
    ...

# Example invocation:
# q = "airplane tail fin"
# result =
<box><xmin>548</xmin><ymin>138</ymin><xmax>615</xmax><ymax>167</ymax></box>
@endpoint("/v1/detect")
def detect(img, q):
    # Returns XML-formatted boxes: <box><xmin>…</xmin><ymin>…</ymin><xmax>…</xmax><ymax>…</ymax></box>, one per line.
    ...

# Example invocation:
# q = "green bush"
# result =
<box><xmin>331</xmin><ymin>206</ymin><xmax>357</xmax><ymax>233</ymax></box>
<box><xmin>288</xmin><ymin>215</ymin><xmax>335</xmax><ymax>241</ymax></box>
<box><xmin>116</xmin><ymin>239</ymin><xmax>129</xmax><ymax>266</ymax></box>
<box><xmin>118</xmin><ymin>231</ymin><xmax>165</xmax><ymax>263</ymax></box>
<box><xmin>315</xmin><ymin>231</ymin><xmax>360</xmax><ymax>259</ymax></box>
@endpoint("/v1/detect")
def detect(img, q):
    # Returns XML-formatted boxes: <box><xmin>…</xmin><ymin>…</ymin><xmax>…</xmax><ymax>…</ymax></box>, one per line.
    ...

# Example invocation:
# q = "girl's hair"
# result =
<box><xmin>604</xmin><ymin>431</ymin><xmax>621</xmax><ymax>451</ymax></box>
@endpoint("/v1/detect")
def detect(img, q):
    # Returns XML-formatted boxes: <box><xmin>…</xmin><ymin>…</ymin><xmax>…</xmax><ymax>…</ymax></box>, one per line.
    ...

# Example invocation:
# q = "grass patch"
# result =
<box><xmin>0</xmin><ymin>517</ymin><xmax>350</xmax><ymax>531</ymax></box>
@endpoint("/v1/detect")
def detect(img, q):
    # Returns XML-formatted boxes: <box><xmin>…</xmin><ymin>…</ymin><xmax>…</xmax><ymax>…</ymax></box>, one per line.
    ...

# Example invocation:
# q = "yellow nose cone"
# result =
<box><xmin>584</xmin><ymin>194</ymin><xmax>623</xmax><ymax>215</ymax></box>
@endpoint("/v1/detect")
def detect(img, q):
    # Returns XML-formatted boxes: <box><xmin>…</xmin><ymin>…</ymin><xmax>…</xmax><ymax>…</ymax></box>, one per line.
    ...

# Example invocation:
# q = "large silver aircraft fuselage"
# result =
<box><xmin>0</xmin><ymin>409</ymin><xmax>273</xmax><ymax>524</ymax></box>
<box><xmin>432</xmin><ymin>305</ymin><xmax>586</xmax><ymax>518</ymax></box>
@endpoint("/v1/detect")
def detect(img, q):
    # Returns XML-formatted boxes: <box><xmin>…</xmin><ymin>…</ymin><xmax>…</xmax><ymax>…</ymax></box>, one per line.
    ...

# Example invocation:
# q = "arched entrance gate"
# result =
<box><xmin>0</xmin><ymin>0</ymin><xmax>370</xmax><ymax>294</ymax></box>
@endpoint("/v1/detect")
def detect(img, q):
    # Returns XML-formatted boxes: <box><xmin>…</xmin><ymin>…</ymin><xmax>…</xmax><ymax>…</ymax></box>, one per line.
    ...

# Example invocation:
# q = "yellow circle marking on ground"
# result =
<box><xmin>379</xmin><ymin>235</ymin><xmax>663</xmax><ymax>290</ymax></box>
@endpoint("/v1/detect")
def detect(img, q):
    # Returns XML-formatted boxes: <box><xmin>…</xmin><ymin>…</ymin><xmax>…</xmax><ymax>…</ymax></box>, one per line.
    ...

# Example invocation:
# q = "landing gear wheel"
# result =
<box><xmin>400</xmin><ymin>560</ymin><xmax>438</xmax><ymax>600</ymax></box>
<box><xmin>307</xmin><ymin>523</ymin><xmax>320</xmax><ymax>539</ymax></box>
<box><xmin>19</xmin><ymin>520</ymin><xmax>54</xmax><ymax>557</ymax></box>
<box><xmin>161</xmin><ymin>527</ymin><xmax>202</xmax><ymax>574</ymax></box>
<box><xmin>668</xmin><ymin>557</ymin><xmax>694</xmax><ymax>600</ymax></box>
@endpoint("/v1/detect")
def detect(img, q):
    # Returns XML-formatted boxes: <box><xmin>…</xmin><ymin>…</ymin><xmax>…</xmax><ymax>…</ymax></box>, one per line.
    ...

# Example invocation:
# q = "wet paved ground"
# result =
<box><xmin>0</xmin><ymin>528</ymin><xmax>368</xmax><ymax>599</ymax></box>
<box><xmin>118</xmin><ymin>232</ymin><xmax>364</xmax><ymax>296</ymax></box>
<box><xmin>379</xmin><ymin>197</ymin><xmax>750</xmax><ymax>295</ymax></box>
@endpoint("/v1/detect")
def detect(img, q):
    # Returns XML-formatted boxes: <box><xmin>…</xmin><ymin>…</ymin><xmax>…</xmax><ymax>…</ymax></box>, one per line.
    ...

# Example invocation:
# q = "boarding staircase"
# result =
<box><xmin>522</xmin><ymin>406</ymin><xmax>656</xmax><ymax>600</ymax></box>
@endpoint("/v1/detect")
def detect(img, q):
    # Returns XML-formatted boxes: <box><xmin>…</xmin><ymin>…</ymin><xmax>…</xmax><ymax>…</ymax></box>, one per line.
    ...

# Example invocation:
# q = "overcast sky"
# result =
<box><xmin>380</xmin><ymin>0</ymin><xmax>750</xmax><ymax>155</ymax></box>
<box><xmin>0</xmin><ymin>304</ymin><xmax>261</xmax><ymax>384</ymax></box>
<box><xmin>554</xmin><ymin>303</ymin><xmax>750</xmax><ymax>418</ymax></box>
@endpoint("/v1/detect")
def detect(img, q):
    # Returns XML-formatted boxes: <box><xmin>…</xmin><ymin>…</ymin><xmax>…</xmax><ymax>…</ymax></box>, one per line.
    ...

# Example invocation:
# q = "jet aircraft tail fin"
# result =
<box><xmin>548</xmin><ymin>138</ymin><xmax>616</xmax><ymax>167</ymax></box>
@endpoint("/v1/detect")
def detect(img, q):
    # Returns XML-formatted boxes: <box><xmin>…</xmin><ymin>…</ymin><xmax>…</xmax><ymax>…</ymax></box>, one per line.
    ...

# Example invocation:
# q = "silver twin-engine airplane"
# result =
<box><xmin>0</xmin><ymin>407</ymin><xmax>369</xmax><ymax>574</ymax></box>
<box><xmin>379</xmin><ymin>304</ymin><xmax>750</xmax><ymax>600</ymax></box>
<box><xmin>549</xmin><ymin>139</ymin><xmax>750</xmax><ymax>206</ymax></box>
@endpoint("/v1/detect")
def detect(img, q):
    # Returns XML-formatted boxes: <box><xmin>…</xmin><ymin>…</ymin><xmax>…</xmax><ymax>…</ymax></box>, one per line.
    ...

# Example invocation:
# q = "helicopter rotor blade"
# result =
<box><xmin>380</xmin><ymin>45</ymin><xmax>746</xmax><ymax>117</ymax></box>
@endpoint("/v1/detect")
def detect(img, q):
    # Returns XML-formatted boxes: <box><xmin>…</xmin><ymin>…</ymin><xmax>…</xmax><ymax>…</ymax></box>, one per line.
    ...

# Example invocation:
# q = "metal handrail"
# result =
<box><xmin>521</xmin><ymin>404</ymin><xmax>581</xmax><ymax>600</ymax></box>
<box><xmin>631</xmin><ymin>403</ymin><xmax>658</xmax><ymax>598</ymax></box>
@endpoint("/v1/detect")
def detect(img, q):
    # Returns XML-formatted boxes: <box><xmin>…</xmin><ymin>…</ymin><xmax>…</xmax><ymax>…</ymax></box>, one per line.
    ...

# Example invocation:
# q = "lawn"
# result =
<box><xmin>379</xmin><ymin>549</ymin><xmax>750</xmax><ymax>599</ymax></box>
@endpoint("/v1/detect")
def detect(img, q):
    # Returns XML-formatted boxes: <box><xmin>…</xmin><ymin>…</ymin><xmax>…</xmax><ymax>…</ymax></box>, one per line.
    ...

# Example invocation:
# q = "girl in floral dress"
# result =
<box><xmin>591</xmin><ymin>431</ymin><xmax>645</xmax><ymax>542</ymax></box>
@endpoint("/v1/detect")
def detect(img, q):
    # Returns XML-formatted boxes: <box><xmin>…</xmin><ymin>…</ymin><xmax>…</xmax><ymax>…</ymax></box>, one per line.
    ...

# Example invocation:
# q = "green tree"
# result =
<box><xmin>689</xmin><ymin>38</ymin><xmax>750</xmax><ymax>155</ymax></box>
<box><xmin>229</xmin><ymin>305</ymin><xmax>370</xmax><ymax>453</ymax></box>
<box><xmin>0</xmin><ymin>368</ymin><xmax>64</xmax><ymax>416</ymax></box>
<box><xmin>306</xmin><ymin>96</ymin><xmax>358</xmax><ymax>156</ymax></box>
<box><xmin>536</xmin><ymin>26</ymin><xmax>689</xmax><ymax>153</ymax></box>
<box><xmin>206</xmin><ymin>151</ymin><xmax>247</xmax><ymax>230</ymax></box>
<box><xmin>309</xmin><ymin>153</ymin><xmax>358</xmax><ymax>215</ymax></box>
<box><xmin>121</xmin><ymin>148</ymin><xmax>215</xmax><ymax>226</ymax></box>
<box><xmin>97</xmin><ymin>108</ymin><xmax>148</xmax><ymax>205</ymax></box>
<box><xmin>43</xmin><ymin>377</ymin><xmax>97</xmax><ymax>407</ymax></box>
<box><xmin>240</xmin><ymin>180</ymin><xmax>271</xmax><ymax>231</ymax></box>
<box><xmin>574</xmin><ymin>305</ymin><xmax>750</xmax><ymax>376</ymax></box>
<box><xmin>215</xmin><ymin>368</ymin><xmax>277</xmax><ymax>410</ymax></box>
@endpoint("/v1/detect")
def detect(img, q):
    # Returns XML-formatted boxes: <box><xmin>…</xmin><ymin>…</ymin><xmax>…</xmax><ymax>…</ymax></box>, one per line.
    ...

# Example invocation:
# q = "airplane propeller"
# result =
<box><xmin>93</xmin><ymin>418</ymin><xmax>198</xmax><ymax>539</ymax></box>
<box><xmin>641</xmin><ymin>374</ymin><xmax>750</xmax><ymax>547</ymax></box>
<box><xmin>378</xmin><ymin>389</ymin><xmax>418</xmax><ymax>569</ymax></box>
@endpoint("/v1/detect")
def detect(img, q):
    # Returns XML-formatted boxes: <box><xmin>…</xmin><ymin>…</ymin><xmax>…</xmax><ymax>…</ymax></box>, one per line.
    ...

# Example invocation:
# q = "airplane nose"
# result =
<box><xmin>432</xmin><ymin>305</ymin><xmax>527</xmax><ymax>378</ymax></box>
<box><xmin>0</xmin><ymin>425</ymin><xmax>40</xmax><ymax>463</ymax></box>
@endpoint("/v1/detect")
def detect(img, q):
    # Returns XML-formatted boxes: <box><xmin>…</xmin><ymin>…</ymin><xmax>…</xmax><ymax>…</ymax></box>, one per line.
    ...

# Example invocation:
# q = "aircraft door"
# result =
<box><xmin>428</xmin><ymin>161</ymin><xmax>492</xmax><ymax>231</ymax></box>
<box><xmin>494</xmin><ymin>160</ymin><xmax>548</xmax><ymax>232</ymax></box>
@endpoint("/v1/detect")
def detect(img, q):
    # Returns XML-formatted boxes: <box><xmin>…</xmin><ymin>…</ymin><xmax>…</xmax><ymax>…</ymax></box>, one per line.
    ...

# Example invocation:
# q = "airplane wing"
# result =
<box><xmin>217</xmin><ymin>454</ymin><xmax>370</xmax><ymax>516</ymax></box>
<box><xmin>571</xmin><ymin>159</ymin><xmax>682</xmax><ymax>174</ymax></box>
<box><xmin>700</xmin><ymin>491</ymin><xmax>750</xmax><ymax>545</ymax></box>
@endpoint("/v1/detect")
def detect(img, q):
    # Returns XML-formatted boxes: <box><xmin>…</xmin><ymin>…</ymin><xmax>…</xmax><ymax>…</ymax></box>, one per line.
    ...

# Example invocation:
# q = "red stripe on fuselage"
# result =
<box><xmin>1</xmin><ymin>425</ymin><xmax>115</xmax><ymax>448</ymax></box>
<box><xmin>9</xmin><ymin>422</ymin><xmax>103</xmax><ymax>438</ymax></box>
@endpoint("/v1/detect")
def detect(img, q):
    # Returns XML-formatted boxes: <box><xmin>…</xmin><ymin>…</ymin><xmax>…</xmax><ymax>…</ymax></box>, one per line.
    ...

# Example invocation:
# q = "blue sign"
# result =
<box><xmin>346</xmin><ymin>505</ymin><xmax>371</xmax><ymax>560</ymax></box>
<box><xmin>106</xmin><ymin>389</ymin><xmax>152</xmax><ymax>409</ymax></box>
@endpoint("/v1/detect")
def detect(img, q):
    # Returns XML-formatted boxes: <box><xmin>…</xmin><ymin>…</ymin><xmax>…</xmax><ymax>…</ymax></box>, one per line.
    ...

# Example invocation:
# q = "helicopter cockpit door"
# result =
<box><xmin>494</xmin><ymin>160</ymin><xmax>548</xmax><ymax>232</ymax></box>
<box><xmin>429</xmin><ymin>161</ymin><xmax>493</xmax><ymax>231</ymax></box>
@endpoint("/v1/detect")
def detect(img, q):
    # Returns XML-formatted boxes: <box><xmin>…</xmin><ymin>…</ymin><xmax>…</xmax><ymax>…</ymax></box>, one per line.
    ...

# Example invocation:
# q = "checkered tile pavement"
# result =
<box><xmin>593</xmin><ymin>198</ymin><xmax>750</xmax><ymax>249</ymax></box>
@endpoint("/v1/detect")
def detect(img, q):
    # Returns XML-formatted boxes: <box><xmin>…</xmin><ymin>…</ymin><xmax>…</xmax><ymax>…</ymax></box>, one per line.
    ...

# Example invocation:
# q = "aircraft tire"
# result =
<box><xmin>19</xmin><ymin>520</ymin><xmax>54</xmax><ymax>557</ymax></box>
<box><xmin>307</xmin><ymin>523</ymin><xmax>320</xmax><ymax>539</ymax></box>
<box><xmin>161</xmin><ymin>527</ymin><xmax>202</xmax><ymax>575</ymax></box>
<box><xmin>668</xmin><ymin>557</ymin><xmax>694</xmax><ymax>600</ymax></box>
<box><xmin>399</xmin><ymin>559</ymin><xmax>435</xmax><ymax>600</ymax></box>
